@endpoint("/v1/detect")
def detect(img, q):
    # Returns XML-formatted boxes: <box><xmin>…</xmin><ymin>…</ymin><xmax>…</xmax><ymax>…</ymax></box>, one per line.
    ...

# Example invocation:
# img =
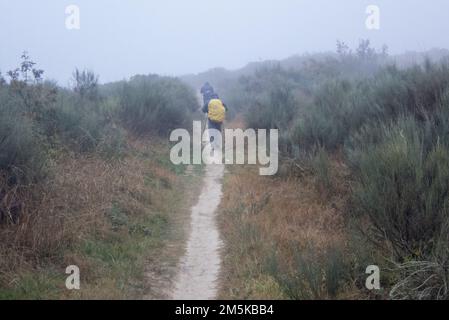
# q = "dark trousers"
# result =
<box><xmin>208</xmin><ymin>119</ymin><xmax>222</xmax><ymax>144</ymax></box>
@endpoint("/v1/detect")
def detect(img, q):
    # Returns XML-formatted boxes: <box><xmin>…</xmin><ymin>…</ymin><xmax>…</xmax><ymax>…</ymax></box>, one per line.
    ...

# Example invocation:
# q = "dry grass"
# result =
<box><xmin>0</xmin><ymin>136</ymin><xmax>198</xmax><ymax>299</ymax></box>
<box><xmin>217</xmin><ymin>154</ymin><xmax>359</xmax><ymax>299</ymax></box>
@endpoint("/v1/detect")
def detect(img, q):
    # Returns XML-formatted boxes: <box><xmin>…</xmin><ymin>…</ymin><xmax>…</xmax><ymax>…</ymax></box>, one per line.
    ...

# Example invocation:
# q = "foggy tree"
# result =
<box><xmin>72</xmin><ymin>68</ymin><xmax>99</xmax><ymax>100</ymax></box>
<box><xmin>0</xmin><ymin>71</ymin><xmax>5</xmax><ymax>86</ymax></box>
<box><xmin>356</xmin><ymin>39</ymin><xmax>376</xmax><ymax>60</ymax></box>
<box><xmin>336</xmin><ymin>40</ymin><xmax>351</xmax><ymax>57</ymax></box>
<box><xmin>7</xmin><ymin>52</ymin><xmax>44</xmax><ymax>85</ymax></box>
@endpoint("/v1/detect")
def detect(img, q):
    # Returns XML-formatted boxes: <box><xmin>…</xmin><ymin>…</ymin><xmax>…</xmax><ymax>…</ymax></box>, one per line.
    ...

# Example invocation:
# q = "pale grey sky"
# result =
<box><xmin>1</xmin><ymin>0</ymin><xmax>448</xmax><ymax>84</ymax></box>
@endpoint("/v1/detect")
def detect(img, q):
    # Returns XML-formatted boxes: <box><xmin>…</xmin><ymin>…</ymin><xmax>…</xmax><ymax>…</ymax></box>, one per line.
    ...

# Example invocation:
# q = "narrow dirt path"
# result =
<box><xmin>172</xmin><ymin>162</ymin><xmax>224</xmax><ymax>300</ymax></box>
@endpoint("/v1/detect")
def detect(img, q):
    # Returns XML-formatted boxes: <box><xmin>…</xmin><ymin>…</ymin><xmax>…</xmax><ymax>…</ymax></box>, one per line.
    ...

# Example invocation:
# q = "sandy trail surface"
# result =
<box><xmin>171</xmin><ymin>158</ymin><xmax>224</xmax><ymax>300</ymax></box>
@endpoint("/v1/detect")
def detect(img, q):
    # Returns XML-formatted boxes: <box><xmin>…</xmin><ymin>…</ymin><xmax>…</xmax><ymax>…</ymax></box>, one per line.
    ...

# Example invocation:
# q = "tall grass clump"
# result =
<box><xmin>266</xmin><ymin>244</ymin><xmax>349</xmax><ymax>299</ymax></box>
<box><xmin>308</xmin><ymin>145</ymin><xmax>332</xmax><ymax>193</ymax></box>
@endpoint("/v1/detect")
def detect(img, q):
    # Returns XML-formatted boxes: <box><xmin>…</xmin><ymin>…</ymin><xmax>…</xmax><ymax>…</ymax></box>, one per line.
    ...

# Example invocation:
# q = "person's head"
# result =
<box><xmin>204</xmin><ymin>82</ymin><xmax>210</xmax><ymax>87</ymax></box>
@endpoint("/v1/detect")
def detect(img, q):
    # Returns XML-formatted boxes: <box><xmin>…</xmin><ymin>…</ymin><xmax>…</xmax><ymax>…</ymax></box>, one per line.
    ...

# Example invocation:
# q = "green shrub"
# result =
<box><xmin>32</xmin><ymin>88</ymin><xmax>124</xmax><ymax>156</ymax></box>
<box><xmin>348</xmin><ymin>118</ymin><xmax>449</xmax><ymax>261</ymax></box>
<box><xmin>52</xmin><ymin>94</ymin><xmax>106</xmax><ymax>152</ymax></box>
<box><xmin>292</xmin><ymin>80</ymin><xmax>361</xmax><ymax>150</ymax></box>
<box><xmin>0</xmin><ymin>88</ymin><xmax>46</xmax><ymax>184</ymax></box>
<box><xmin>72</xmin><ymin>68</ymin><xmax>99</xmax><ymax>101</ymax></box>
<box><xmin>290</xmin><ymin>62</ymin><xmax>449</xmax><ymax>152</ymax></box>
<box><xmin>241</xmin><ymin>66</ymin><xmax>304</xmax><ymax>130</ymax></box>
<box><xmin>118</xmin><ymin>75</ymin><xmax>197</xmax><ymax>136</ymax></box>
<box><xmin>245</xmin><ymin>85</ymin><xmax>297</xmax><ymax>130</ymax></box>
<box><xmin>97</xmin><ymin>124</ymin><xmax>127</xmax><ymax>159</ymax></box>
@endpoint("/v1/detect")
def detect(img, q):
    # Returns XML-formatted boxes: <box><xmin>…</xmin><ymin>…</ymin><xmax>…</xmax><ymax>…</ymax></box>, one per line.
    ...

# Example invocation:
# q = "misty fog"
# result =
<box><xmin>1</xmin><ymin>0</ymin><xmax>449</xmax><ymax>84</ymax></box>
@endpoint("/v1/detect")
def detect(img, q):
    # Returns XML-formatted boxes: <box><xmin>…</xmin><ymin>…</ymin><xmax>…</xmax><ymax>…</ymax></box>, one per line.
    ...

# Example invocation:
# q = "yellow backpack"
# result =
<box><xmin>208</xmin><ymin>99</ymin><xmax>226</xmax><ymax>123</ymax></box>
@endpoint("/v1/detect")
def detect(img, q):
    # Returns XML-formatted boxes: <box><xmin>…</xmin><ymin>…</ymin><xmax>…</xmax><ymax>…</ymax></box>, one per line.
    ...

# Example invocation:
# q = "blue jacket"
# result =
<box><xmin>201</xmin><ymin>83</ymin><xmax>215</xmax><ymax>104</ymax></box>
<box><xmin>200</xmin><ymin>83</ymin><xmax>214</xmax><ymax>95</ymax></box>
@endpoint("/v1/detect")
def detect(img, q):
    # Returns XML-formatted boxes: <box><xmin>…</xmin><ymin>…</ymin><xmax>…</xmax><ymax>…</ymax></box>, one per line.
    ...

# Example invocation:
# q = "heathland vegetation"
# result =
<box><xmin>2</xmin><ymin>40</ymin><xmax>449</xmax><ymax>299</ymax></box>
<box><xmin>0</xmin><ymin>53</ymin><xmax>200</xmax><ymax>298</ymax></box>
<box><xmin>202</xmin><ymin>41</ymin><xmax>449</xmax><ymax>300</ymax></box>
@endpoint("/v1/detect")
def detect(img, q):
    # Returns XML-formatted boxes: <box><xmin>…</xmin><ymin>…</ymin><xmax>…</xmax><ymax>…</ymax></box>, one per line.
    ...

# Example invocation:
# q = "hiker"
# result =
<box><xmin>202</xmin><ymin>93</ymin><xmax>228</xmax><ymax>147</ymax></box>
<box><xmin>200</xmin><ymin>82</ymin><xmax>215</xmax><ymax>106</ymax></box>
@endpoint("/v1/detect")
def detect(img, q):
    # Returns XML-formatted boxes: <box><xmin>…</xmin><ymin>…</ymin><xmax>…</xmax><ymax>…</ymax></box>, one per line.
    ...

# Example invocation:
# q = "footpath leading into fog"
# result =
<box><xmin>171</xmin><ymin>150</ymin><xmax>225</xmax><ymax>299</ymax></box>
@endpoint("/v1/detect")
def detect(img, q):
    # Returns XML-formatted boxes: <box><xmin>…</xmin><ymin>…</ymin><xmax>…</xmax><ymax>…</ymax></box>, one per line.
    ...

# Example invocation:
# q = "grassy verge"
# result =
<box><xmin>0</xmin><ymin>137</ymin><xmax>202</xmax><ymax>299</ymax></box>
<box><xmin>217</xmin><ymin>156</ymin><xmax>373</xmax><ymax>299</ymax></box>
